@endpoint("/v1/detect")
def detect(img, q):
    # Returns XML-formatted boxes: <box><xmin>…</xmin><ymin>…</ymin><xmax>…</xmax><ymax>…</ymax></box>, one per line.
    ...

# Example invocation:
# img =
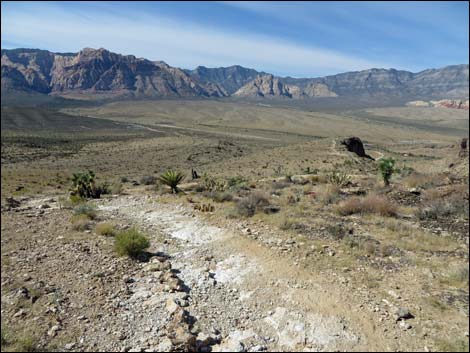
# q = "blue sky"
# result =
<box><xmin>1</xmin><ymin>1</ymin><xmax>468</xmax><ymax>77</ymax></box>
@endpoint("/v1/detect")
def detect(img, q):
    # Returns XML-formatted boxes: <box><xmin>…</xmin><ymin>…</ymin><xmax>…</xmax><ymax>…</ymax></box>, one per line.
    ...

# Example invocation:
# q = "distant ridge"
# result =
<box><xmin>1</xmin><ymin>47</ymin><xmax>468</xmax><ymax>100</ymax></box>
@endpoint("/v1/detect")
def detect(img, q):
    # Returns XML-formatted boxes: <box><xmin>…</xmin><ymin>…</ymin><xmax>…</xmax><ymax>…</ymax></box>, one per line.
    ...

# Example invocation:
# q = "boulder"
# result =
<box><xmin>341</xmin><ymin>137</ymin><xmax>374</xmax><ymax>159</ymax></box>
<box><xmin>459</xmin><ymin>137</ymin><xmax>468</xmax><ymax>157</ymax></box>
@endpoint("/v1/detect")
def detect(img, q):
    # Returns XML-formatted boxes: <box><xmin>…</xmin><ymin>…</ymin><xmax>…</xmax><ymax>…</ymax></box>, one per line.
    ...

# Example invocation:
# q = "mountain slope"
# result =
<box><xmin>1</xmin><ymin>48</ymin><xmax>227</xmax><ymax>99</ymax></box>
<box><xmin>185</xmin><ymin>65</ymin><xmax>264</xmax><ymax>95</ymax></box>
<box><xmin>236</xmin><ymin>65</ymin><xmax>468</xmax><ymax>99</ymax></box>
<box><xmin>1</xmin><ymin>47</ymin><xmax>468</xmax><ymax>101</ymax></box>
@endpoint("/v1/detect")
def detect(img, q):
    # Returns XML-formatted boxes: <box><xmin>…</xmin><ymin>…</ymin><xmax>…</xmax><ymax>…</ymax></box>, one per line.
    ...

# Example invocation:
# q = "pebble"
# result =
<box><xmin>64</xmin><ymin>343</ymin><xmax>75</xmax><ymax>350</ymax></box>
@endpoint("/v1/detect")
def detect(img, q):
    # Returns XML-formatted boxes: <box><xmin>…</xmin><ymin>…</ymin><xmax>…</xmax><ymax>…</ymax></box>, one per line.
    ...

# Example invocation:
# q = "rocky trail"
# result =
<box><xmin>84</xmin><ymin>195</ymin><xmax>400</xmax><ymax>352</ymax></box>
<box><xmin>2</xmin><ymin>194</ymin><xmax>432</xmax><ymax>352</ymax></box>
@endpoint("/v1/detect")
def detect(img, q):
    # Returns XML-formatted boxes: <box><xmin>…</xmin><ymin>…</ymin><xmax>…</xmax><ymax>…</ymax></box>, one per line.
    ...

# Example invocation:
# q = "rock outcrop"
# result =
<box><xmin>185</xmin><ymin>65</ymin><xmax>264</xmax><ymax>95</ymax></box>
<box><xmin>341</xmin><ymin>137</ymin><xmax>374</xmax><ymax>160</ymax></box>
<box><xmin>407</xmin><ymin>99</ymin><xmax>469</xmax><ymax>110</ymax></box>
<box><xmin>233</xmin><ymin>74</ymin><xmax>295</xmax><ymax>98</ymax></box>
<box><xmin>234</xmin><ymin>75</ymin><xmax>338</xmax><ymax>98</ymax></box>
<box><xmin>459</xmin><ymin>137</ymin><xmax>468</xmax><ymax>158</ymax></box>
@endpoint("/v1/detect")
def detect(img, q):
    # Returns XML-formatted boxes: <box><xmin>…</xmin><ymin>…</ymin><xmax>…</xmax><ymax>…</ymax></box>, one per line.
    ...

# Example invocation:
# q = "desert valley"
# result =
<box><xmin>1</xmin><ymin>2</ymin><xmax>469</xmax><ymax>352</ymax></box>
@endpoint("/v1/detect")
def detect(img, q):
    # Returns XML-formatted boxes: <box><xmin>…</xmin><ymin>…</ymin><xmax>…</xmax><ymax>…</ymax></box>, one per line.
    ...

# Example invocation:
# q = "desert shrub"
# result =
<box><xmin>114</xmin><ymin>228</ymin><xmax>150</xmax><ymax>258</ymax></box>
<box><xmin>326</xmin><ymin>170</ymin><xmax>351</xmax><ymax>187</ymax></box>
<box><xmin>236</xmin><ymin>191</ymin><xmax>270</xmax><ymax>217</ymax></box>
<box><xmin>418</xmin><ymin>198</ymin><xmax>467</xmax><ymax>220</ymax></box>
<box><xmin>273</xmin><ymin>165</ymin><xmax>284</xmax><ymax>176</ymax></box>
<box><xmin>303</xmin><ymin>166</ymin><xmax>319</xmax><ymax>175</ymax></box>
<box><xmin>378</xmin><ymin>158</ymin><xmax>395</xmax><ymax>186</ymax></box>
<box><xmin>442</xmin><ymin>265</ymin><xmax>469</xmax><ymax>287</ymax></box>
<box><xmin>344</xmin><ymin>237</ymin><xmax>359</xmax><ymax>249</ymax></box>
<box><xmin>326</xmin><ymin>224</ymin><xmax>346</xmax><ymax>239</ymax></box>
<box><xmin>286</xmin><ymin>193</ymin><xmax>299</xmax><ymax>204</ymax></box>
<box><xmin>71</xmin><ymin>214</ymin><xmax>92</xmax><ymax>231</ymax></box>
<box><xmin>70</xmin><ymin>170</ymin><xmax>102</xmax><ymax>199</ymax></box>
<box><xmin>110</xmin><ymin>182</ymin><xmax>123</xmax><ymax>195</ymax></box>
<box><xmin>73</xmin><ymin>203</ymin><xmax>97</xmax><ymax>219</ymax></box>
<box><xmin>140</xmin><ymin>175</ymin><xmax>156</xmax><ymax>185</ymax></box>
<box><xmin>120</xmin><ymin>176</ymin><xmax>129</xmax><ymax>183</ymax></box>
<box><xmin>271</xmin><ymin>181</ymin><xmax>291</xmax><ymax>190</ymax></box>
<box><xmin>382</xmin><ymin>218</ymin><xmax>413</xmax><ymax>236</ymax></box>
<box><xmin>228</xmin><ymin>176</ymin><xmax>247</xmax><ymax>188</ymax></box>
<box><xmin>402</xmin><ymin>172</ymin><xmax>439</xmax><ymax>189</ymax></box>
<box><xmin>210</xmin><ymin>191</ymin><xmax>233</xmax><ymax>203</ymax></box>
<box><xmin>96</xmin><ymin>222</ymin><xmax>116</xmax><ymax>236</ymax></box>
<box><xmin>159</xmin><ymin>170</ymin><xmax>185</xmax><ymax>193</ymax></box>
<box><xmin>399</xmin><ymin>165</ymin><xmax>415</xmax><ymax>177</ymax></box>
<box><xmin>201</xmin><ymin>174</ymin><xmax>227</xmax><ymax>192</ymax></box>
<box><xmin>14</xmin><ymin>336</ymin><xmax>37</xmax><ymax>352</ymax></box>
<box><xmin>1</xmin><ymin>328</ymin><xmax>8</xmax><ymax>347</ymax></box>
<box><xmin>279</xmin><ymin>217</ymin><xmax>295</xmax><ymax>230</ymax></box>
<box><xmin>69</xmin><ymin>194</ymin><xmax>86</xmax><ymax>205</ymax></box>
<box><xmin>319</xmin><ymin>185</ymin><xmax>341</xmax><ymax>205</ymax></box>
<box><xmin>362</xmin><ymin>241</ymin><xmax>377</xmax><ymax>256</ymax></box>
<box><xmin>96</xmin><ymin>182</ymin><xmax>113</xmax><ymax>195</ymax></box>
<box><xmin>337</xmin><ymin>195</ymin><xmax>398</xmax><ymax>217</ymax></box>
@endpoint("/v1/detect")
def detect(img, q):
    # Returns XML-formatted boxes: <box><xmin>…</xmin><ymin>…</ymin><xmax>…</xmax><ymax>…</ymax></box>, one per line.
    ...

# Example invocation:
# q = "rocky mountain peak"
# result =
<box><xmin>1</xmin><ymin>47</ymin><xmax>468</xmax><ymax>101</ymax></box>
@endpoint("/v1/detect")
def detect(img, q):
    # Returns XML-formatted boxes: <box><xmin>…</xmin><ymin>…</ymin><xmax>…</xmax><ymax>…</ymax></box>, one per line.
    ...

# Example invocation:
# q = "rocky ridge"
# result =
<box><xmin>2</xmin><ymin>47</ymin><xmax>468</xmax><ymax>100</ymax></box>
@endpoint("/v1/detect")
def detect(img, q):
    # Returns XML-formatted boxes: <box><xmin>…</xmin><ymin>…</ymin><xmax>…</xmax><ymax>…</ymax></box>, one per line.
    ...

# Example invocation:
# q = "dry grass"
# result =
<box><xmin>318</xmin><ymin>185</ymin><xmax>341</xmax><ymax>205</ymax></box>
<box><xmin>236</xmin><ymin>191</ymin><xmax>270</xmax><ymax>217</ymax></box>
<box><xmin>337</xmin><ymin>195</ymin><xmax>398</xmax><ymax>217</ymax></box>
<box><xmin>401</xmin><ymin>172</ymin><xmax>441</xmax><ymax>189</ymax></box>
<box><xmin>95</xmin><ymin>222</ymin><xmax>116</xmax><ymax>237</ymax></box>
<box><xmin>71</xmin><ymin>214</ymin><xmax>93</xmax><ymax>231</ymax></box>
<box><xmin>418</xmin><ymin>197</ymin><xmax>468</xmax><ymax>220</ymax></box>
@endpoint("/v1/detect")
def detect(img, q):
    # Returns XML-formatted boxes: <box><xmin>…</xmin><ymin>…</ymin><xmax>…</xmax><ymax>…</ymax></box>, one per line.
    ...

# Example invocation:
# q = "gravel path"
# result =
<box><xmin>95</xmin><ymin>195</ymin><xmax>364</xmax><ymax>352</ymax></box>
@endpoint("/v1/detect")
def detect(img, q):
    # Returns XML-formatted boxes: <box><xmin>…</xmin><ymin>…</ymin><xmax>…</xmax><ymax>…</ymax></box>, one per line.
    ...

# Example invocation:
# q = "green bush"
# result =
<box><xmin>378</xmin><ymin>158</ymin><xmax>396</xmax><ymax>186</ymax></box>
<box><xmin>114</xmin><ymin>228</ymin><xmax>150</xmax><ymax>258</ymax></box>
<box><xmin>1</xmin><ymin>328</ymin><xmax>8</xmax><ymax>347</ymax></box>
<box><xmin>69</xmin><ymin>194</ymin><xmax>86</xmax><ymax>205</ymax></box>
<box><xmin>73</xmin><ymin>203</ymin><xmax>97</xmax><ymax>219</ymax></box>
<box><xmin>70</xmin><ymin>170</ymin><xmax>102</xmax><ymax>199</ymax></box>
<box><xmin>228</xmin><ymin>176</ymin><xmax>247</xmax><ymax>188</ymax></box>
<box><xmin>159</xmin><ymin>170</ymin><xmax>185</xmax><ymax>193</ymax></box>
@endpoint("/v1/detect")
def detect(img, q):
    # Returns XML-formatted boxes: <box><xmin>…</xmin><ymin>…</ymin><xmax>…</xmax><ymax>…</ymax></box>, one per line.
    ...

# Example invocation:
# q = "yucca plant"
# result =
<box><xmin>326</xmin><ymin>170</ymin><xmax>351</xmax><ymax>187</ymax></box>
<box><xmin>159</xmin><ymin>170</ymin><xmax>185</xmax><ymax>193</ymax></box>
<box><xmin>71</xmin><ymin>170</ymin><xmax>102</xmax><ymax>199</ymax></box>
<box><xmin>378</xmin><ymin>157</ymin><xmax>395</xmax><ymax>186</ymax></box>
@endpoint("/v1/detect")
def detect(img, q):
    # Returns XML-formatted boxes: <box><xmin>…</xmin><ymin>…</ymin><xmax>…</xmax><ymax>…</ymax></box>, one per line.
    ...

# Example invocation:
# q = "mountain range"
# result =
<box><xmin>1</xmin><ymin>47</ymin><xmax>469</xmax><ymax>101</ymax></box>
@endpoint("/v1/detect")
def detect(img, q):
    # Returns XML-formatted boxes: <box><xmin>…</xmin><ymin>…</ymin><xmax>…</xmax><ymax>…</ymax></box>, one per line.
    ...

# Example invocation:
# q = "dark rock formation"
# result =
<box><xmin>341</xmin><ymin>137</ymin><xmax>374</xmax><ymax>160</ymax></box>
<box><xmin>459</xmin><ymin>137</ymin><xmax>468</xmax><ymax>157</ymax></box>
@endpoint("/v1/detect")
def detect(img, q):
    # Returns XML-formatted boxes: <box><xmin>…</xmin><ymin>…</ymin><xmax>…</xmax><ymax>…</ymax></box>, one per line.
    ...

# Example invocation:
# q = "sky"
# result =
<box><xmin>1</xmin><ymin>1</ymin><xmax>469</xmax><ymax>77</ymax></box>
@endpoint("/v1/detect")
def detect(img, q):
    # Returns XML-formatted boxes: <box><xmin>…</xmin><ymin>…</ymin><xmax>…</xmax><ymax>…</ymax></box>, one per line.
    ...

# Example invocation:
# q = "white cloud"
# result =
<box><xmin>1</xmin><ymin>3</ymin><xmax>392</xmax><ymax>77</ymax></box>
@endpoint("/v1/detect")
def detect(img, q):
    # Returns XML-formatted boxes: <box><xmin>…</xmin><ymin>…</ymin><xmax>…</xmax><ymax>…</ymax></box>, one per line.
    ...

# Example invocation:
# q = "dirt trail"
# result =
<box><xmin>94</xmin><ymin>195</ymin><xmax>400</xmax><ymax>352</ymax></box>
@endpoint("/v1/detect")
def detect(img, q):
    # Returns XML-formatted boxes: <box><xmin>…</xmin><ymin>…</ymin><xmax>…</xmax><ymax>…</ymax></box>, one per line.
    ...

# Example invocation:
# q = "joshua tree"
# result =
<box><xmin>71</xmin><ymin>170</ymin><xmax>102</xmax><ymax>198</ymax></box>
<box><xmin>378</xmin><ymin>158</ymin><xmax>395</xmax><ymax>186</ymax></box>
<box><xmin>159</xmin><ymin>170</ymin><xmax>185</xmax><ymax>193</ymax></box>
